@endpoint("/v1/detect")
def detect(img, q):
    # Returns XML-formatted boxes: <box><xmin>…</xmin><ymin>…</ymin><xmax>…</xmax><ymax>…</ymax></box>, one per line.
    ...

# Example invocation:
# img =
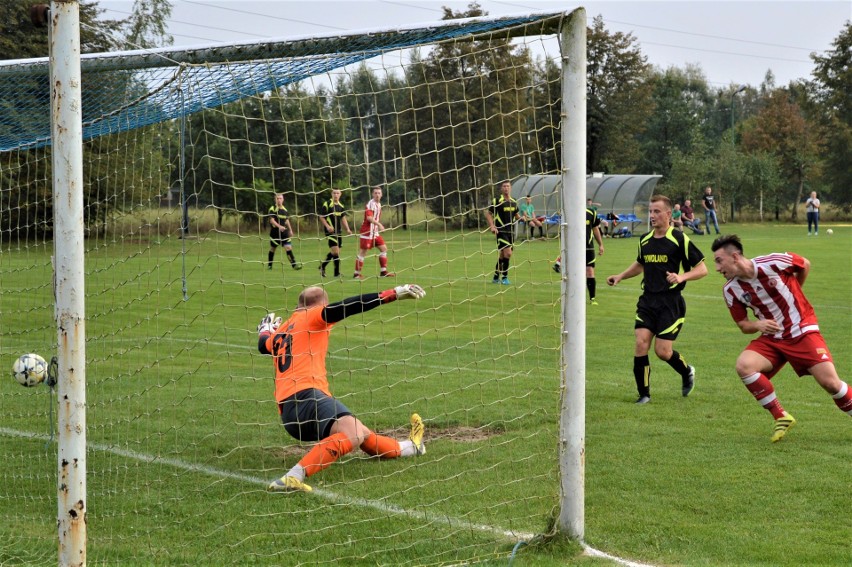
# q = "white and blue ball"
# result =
<box><xmin>12</xmin><ymin>353</ymin><xmax>47</xmax><ymax>387</ymax></box>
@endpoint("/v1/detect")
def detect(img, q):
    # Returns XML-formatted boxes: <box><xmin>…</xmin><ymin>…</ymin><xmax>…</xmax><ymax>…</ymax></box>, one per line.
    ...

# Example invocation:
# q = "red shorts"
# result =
<box><xmin>745</xmin><ymin>332</ymin><xmax>834</xmax><ymax>378</ymax></box>
<box><xmin>359</xmin><ymin>235</ymin><xmax>385</xmax><ymax>250</ymax></box>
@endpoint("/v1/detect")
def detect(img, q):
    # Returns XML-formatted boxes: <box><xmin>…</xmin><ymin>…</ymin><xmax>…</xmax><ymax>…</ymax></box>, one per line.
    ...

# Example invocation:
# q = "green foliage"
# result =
<box><xmin>125</xmin><ymin>0</ymin><xmax>173</xmax><ymax>49</ymax></box>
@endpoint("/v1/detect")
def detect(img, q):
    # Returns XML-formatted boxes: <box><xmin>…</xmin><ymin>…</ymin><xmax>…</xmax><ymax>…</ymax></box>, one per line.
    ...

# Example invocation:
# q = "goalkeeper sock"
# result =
<box><xmin>587</xmin><ymin>277</ymin><xmax>596</xmax><ymax>300</ymax></box>
<box><xmin>285</xmin><ymin>463</ymin><xmax>307</xmax><ymax>482</ymax></box>
<box><xmin>267</xmin><ymin>250</ymin><xmax>275</xmax><ymax>267</ymax></box>
<box><xmin>741</xmin><ymin>372</ymin><xmax>785</xmax><ymax>419</ymax></box>
<box><xmin>665</xmin><ymin>350</ymin><xmax>689</xmax><ymax>377</ymax></box>
<box><xmin>634</xmin><ymin>355</ymin><xmax>651</xmax><ymax>397</ymax></box>
<box><xmin>298</xmin><ymin>432</ymin><xmax>354</xmax><ymax>478</ymax></box>
<box><xmin>831</xmin><ymin>381</ymin><xmax>852</xmax><ymax>415</ymax></box>
<box><xmin>359</xmin><ymin>433</ymin><xmax>401</xmax><ymax>459</ymax></box>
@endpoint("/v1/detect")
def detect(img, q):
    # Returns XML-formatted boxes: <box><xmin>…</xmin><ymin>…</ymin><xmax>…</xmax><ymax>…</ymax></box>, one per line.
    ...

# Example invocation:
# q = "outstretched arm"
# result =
<box><xmin>322</xmin><ymin>284</ymin><xmax>426</xmax><ymax>324</ymax></box>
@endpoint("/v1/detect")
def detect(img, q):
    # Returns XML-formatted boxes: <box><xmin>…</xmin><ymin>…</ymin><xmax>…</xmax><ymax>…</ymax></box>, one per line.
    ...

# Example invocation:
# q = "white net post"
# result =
<box><xmin>557</xmin><ymin>7</ymin><xmax>588</xmax><ymax>540</ymax></box>
<box><xmin>49</xmin><ymin>1</ymin><xmax>88</xmax><ymax>563</ymax></box>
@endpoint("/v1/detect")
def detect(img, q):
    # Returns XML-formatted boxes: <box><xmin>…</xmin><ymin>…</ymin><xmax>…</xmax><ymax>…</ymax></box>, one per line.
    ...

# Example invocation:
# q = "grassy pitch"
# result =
<box><xmin>1</xmin><ymin>222</ymin><xmax>849</xmax><ymax>566</ymax></box>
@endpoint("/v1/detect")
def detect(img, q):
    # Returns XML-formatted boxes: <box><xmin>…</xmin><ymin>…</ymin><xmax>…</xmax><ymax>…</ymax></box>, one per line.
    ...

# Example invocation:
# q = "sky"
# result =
<box><xmin>97</xmin><ymin>0</ymin><xmax>851</xmax><ymax>90</ymax></box>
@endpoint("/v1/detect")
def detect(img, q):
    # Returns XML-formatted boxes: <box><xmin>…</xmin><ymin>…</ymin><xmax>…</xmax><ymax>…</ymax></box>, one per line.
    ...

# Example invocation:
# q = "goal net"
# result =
<box><xmin>1</xmin><ymin>9</ymin><xmax>585</xmax><ymax>565</ymax></box>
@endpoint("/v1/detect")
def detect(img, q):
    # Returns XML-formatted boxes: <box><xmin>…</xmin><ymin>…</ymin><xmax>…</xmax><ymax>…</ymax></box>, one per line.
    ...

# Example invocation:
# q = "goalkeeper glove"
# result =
<box><xmin>257</xmin><ymin>313</ymin><xmax>282</xmax><ymax>335</ymax></box>
<box><xmin>393</xmin><ymin>284</ymin><xmax>426</xmax><ymax>301</ymax></box>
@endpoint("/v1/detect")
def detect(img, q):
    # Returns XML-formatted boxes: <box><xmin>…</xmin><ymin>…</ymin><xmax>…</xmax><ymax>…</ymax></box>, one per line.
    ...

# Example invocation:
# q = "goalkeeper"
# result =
<box><xmin>257</xmin><ymin>284</ymin><xmax>428</xmax><ymax>493</ymax></box>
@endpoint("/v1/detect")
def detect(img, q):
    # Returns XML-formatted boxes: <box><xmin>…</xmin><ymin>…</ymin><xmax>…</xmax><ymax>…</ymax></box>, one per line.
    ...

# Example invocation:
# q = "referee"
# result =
<box><xmin>606</xmin><ymin>195</ymin><xmax>708</xmax><ymax>403</ymax></box>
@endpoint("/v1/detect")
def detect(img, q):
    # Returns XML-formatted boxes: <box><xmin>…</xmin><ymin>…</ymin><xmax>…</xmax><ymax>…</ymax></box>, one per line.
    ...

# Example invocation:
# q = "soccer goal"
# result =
<box><xmin>0</xmin><ymin>6</ymin><xmax>587</xmax><ymax>565</ymax></box>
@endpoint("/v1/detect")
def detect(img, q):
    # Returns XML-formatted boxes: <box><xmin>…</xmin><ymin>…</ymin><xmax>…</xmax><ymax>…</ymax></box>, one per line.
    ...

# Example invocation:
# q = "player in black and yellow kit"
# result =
<box><xmin>318</xmin><ymin>189</ymin><xmax>352</xmax><ymax>277</ymax></box>
<box><xmin>552</xmin><ymin>207</ymin><xmax>605</xmax><ymax>304</ymax></box>
<box><xmin>267</xmin><ymin>193</ymin><xmax>302</xmax><ymax>270</ymax></box>
<box><xmin>484</xmin><ymin>181</ymin><xmax>520</xmax><ymax>285</ymax></box>
<box><xmin>606</xmin><ymin>195</ymin><xmax>707</xmax><ymax>403</ymax></box>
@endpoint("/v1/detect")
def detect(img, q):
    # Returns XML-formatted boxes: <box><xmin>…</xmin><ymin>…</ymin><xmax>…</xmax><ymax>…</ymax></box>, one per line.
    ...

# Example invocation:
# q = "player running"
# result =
<box><xmin>258</xmin><ymin>284</ymin><xmax>428</xmax><ymax>493</ymax></box>
<box><xmin>267</xmin><ymin>193</ymin><xmax>302</xmax><ymax>271</ymax></box>
<box><xmin>711</xmin><ymin>235</ymin><xmax>852</xmax><ymax>442</ymax></box>
<box><xmin>319</xmin><ymin>189</ymin><xmax>352</xmax><ymax>278</ymax></box>
<box><xmin>354</xmin><ymin>186</ymin><xmax>394</xmax><ymax>279</ymax></box>
<box><xmin>606</xmin><ymin>195</ymin><xmax>707</xmax><ymax>404</ymax></box>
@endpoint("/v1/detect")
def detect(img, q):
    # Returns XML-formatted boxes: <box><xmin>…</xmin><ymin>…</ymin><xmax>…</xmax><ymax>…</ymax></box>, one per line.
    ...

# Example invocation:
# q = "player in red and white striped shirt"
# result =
<box><xmin>354</xmin><ymin>186</ymin><xmax>395</xmax><ymax>279</ymax></box>
<box><xmin>712</xmin><ymin>235</ymin><xmax>851</xmax><ymax>442</ymax></box>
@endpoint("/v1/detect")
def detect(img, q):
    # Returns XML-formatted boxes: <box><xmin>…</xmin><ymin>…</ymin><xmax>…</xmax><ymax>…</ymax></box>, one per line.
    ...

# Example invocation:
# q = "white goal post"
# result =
<box><xmin>1</xmin><ymin>5</ymin><xmax>587</xmax><ymax>564</ymax></box>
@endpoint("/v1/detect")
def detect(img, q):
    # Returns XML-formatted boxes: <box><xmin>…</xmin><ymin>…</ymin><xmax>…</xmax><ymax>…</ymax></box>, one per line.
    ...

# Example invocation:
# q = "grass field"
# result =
<box><xmin>1</xmin><ymin>220</ymin><xmax>850</xmax><ymax>566</ymax></box>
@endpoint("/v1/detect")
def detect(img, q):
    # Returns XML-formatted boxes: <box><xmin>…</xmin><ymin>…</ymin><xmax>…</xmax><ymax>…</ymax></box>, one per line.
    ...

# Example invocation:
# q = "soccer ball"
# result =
<box><xmin>826</xmin><ymin>229</ymin><xmax>833</xmax><ymax>235</ymax></box>
<box><xmin>12</xmin><ymin>353</ymin><xmax>47</xmax><ymax>387</ymax></box>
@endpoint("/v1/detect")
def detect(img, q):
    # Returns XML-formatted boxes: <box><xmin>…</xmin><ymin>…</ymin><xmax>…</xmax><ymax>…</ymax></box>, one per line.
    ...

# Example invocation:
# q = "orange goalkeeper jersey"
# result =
<box><xmin>263</xmin><ymin>304</ymin><xmax>336</xmax><ymax>404</ymax></box>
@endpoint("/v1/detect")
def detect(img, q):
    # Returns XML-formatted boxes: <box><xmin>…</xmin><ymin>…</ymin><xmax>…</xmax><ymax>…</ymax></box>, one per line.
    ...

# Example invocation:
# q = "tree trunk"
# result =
<box><xmin>790</xmin><ymin>173</ymin><xmax>804</xmax><ymax>221</ymax></box>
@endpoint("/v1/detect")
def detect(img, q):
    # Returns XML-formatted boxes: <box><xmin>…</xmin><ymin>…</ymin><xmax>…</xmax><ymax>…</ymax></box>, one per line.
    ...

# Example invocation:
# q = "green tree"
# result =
<box><xmin>126</xmin><ymin>0</ymin><xmax>173</xmax><ymax>49</ymax></box>
<box><xmin>741</xmin><ymin>90</ymin><xmax>823</xmax><ymax>220</ymax></box>
<box><xmin>806</xmin><ymin>22</ymin><xmax>851</xmax><ymax>208</ymax></box>
<box><xmin>586</xmin><ymin>15</ymin><xmax>653</xmax><ymax>173</ymax></box>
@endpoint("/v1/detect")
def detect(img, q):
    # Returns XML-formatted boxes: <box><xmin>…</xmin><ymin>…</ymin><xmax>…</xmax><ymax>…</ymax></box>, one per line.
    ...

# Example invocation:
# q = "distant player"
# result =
<box><xmin>258</xmin><ymin>284</ymin><xmax>427</xmax><ymax>492</ymax></box>
<box><xmin>319</xmin><ymin>189</ymin><xmax>352</xmax><ymax>278</ymax></box>
<box><xmin>606</xmin><ymin>195</ymin><xmax>707</xmax><ymax>404</ymax></box>
<box><xmin>484</xmin><ymin>181</ymin><xmax>520</xmax><ymax>285</ymax></box>
<box><xmin>267</xmin><ymin>193</ymin><xmax>302</xmax><ymax>270</ymax></box>
<box><xmin>552</xmin><ymin>205</ymin><xmax>605</xmax><ymax>305</ymax></box>
<box><xmin>711</xmin><ymin>234</ymin><xmax>852</xmax><ymax>442</ymax></box>
<box><xmin>354</xmin><ymin>186</ymin><xmax>394</xmax><ymax>279</ymax></box>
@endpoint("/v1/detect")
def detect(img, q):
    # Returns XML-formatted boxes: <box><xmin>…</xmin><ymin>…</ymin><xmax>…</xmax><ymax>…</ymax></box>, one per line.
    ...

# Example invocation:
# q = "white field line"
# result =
<box><xmin>1</xmin><ymin>425</ymin><xmax>652</xmax><ymax>566</ymax></box>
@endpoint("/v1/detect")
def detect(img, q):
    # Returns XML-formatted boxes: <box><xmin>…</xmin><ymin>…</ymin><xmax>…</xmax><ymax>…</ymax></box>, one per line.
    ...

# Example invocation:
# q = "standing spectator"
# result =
<box><xmin>710</xmin><ymin>235</ymin><xmax>851</xmax><ymax>442</ymax></box>
<box><xmin>519</xmin><ymin>196</ymin><xmax>545</xmax><ymax>240</ymax></box>
<box><xmin>319</xmin><ymin>189</ymin><xmax>352</xmax><ymax>278</ymax></box>
<box><xmin>258</xmin><ymin>284</ymin><xmax>428</xmax><ymax>492</ymax></box>
<box><xmin>805</xmin><ymin>191</ymin><xmax>821</xmax><ymax>236</ymax></box>
<box><xmin>606</xmin><ymin>195</ymin><xmax>707</xmax><ymax>404</ymax></box>
<box><xmin>354</xmin><ymin>186</ymin><xmax>395</xmax><ymax>279</ymax></box>
<box><xmin>702</xmin><ymin>186</ymin><xmax>721</xmax><ymax>235</ymax></box>
<box><xmin>672</xmin><ymin>203</ymin><xmax>684</xmax><ymax>230</ymax></box>
<box><xmin>552</xmin><ymin>204</ymin><xmax>605</xmax><ymax>305</ymax></box>
<box><xmin>680</xmin><ymin>199</ymin><xmax>703</xmax><ymax>235</ymax></box>
<box><xmin>484</xmin><ymin>181</ymin><xmax>520</xmax><ymax>285</ymax></box>
<box><xmin>267</xmin><ymin>193</ymin><xmax>302</xmax><ymax>271</ymax></box>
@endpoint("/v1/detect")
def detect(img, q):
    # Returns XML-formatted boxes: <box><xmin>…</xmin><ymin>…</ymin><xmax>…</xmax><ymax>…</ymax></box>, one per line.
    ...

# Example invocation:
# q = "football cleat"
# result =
<box><xmin>682</xmin><ymin>366</ymin><xmax>695</xmax><ymax>397</ymax></box>
<box><xmin>409</xmin><ymin>413</ymin><xmax>426</xmax><ymax>456</ymax></box>
<box><xmin>552</xmin><ymin>263</ymin><xmax>560</xmax><ymax>273</ymax></box>
<box><xmin>353</xmin><ymin>274</ymin><xmax>364</xmax><ymax>280</ymax></box>
<box><xmin>491</xmin><ymin>277</ymin><xmax>500</xmax><ymax>284</ymax></box>
<box><xmin>267</xmin><ymin>475</ymin><xmax>312</xmax><ymax>493</ymax></box>
<box><xmin>590</xmin><ymin>298</ymin><xmax>599</xmax><ymax>306</ymax></box>
<box><xmin>293</xmin><ymin>263</ymin><xmax>303</xmax><ymax>270</ymax></box>
<box><xmin>380</xmin><ymin>272</ymin><xmax>396</xmax><ymax>277</ymax></box>
<box><xmin>501</xmin><ymin>278</ymin><xmax>511</xmax><ymax>285</ymax></box>
<box><xmin>635</xmin><ymin>395</ymin><xmax>651</xmax><ymax>404</ymax></box>
<box><xmin>771</xmin><ymin>413</ymin><xmax>796</xmax><ymax>443</ymax></box>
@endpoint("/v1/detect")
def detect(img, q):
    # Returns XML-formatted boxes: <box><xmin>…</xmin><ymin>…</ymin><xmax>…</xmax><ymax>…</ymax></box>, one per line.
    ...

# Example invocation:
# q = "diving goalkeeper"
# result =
<box><xmin>257</xmin><ymin>284</ymin><xmax>427</xmax><ymax>493</ymax></box>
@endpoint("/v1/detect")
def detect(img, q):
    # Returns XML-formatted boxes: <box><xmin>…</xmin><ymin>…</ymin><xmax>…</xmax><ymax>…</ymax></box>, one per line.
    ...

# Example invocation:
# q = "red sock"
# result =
<box><xmin>832</xmin><ymin>381</ymin><xmax>852</xmax><ymax>416</ymax></box>
<box><xmin>298</xmin><ymin>432</ymin><xmax>354</xmax><ymax>478</ymax></box>
<box><xmin>379</xmin><ymin>253</ymin><xmax>388</xmax><ymax>271</ymax></box>
<box><xmin>359</xmin><ymin>433</ymin><xmax>401</xmax><ymax>459</ymax></box>
<box><xmin>741</xmin><ymin>372</ymin><xmax>786</xmax><ymax>419</ymax></box>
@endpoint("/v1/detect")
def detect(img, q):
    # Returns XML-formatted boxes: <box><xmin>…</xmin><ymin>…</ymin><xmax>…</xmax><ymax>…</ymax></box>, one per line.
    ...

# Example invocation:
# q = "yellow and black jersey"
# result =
<box><xmin>321</xmin><ymin>199</ymin><xmax>347</xmax><ymax>235</ymax></box>
<box><xmin>489</xmin><ymin>195</ymin><xmax>519</xmax><ymax>229</ymax></box>
<box><xmin>268</xmin><ymin>205</ymin><xmax>291</xmax><ymax>235</ymax></box>
<box><xmin>585</xmin><ymin>208</ymin><xmax>601</xmax><ymax>248</ymax></box>
<box><xmin>635</xmin><ymin>227</ymin><xmax>704</xmax><ymax>293</ymax></box>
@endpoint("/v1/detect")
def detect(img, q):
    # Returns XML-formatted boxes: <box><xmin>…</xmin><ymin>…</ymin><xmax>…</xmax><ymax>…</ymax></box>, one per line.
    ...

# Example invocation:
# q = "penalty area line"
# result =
<box><xmin>1</xmin><ymin>425</ymin><xmax>652</xmax><ymax>566</ymax></box>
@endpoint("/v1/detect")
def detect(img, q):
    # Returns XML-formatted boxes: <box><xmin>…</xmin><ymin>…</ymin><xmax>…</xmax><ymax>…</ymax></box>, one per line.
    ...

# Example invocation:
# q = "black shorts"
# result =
<box><xmin>270</xmin><ymin>231</ymin><xmax>291</xmax><ymax>248</ymax></box>
<box><xmin>634</xmin><ymin>293</ymin><xmax>686</xmax><ymax>340</ymax></box>
<box><xmin>586</xmin><ymin>248</ymin><xmax>596</xmax><ymax>267</ymax></box>
<box><xmin>326</xmin><ymin>232</ymin><xmax>343</xmax><ymax>248</ymax></box>
<box><xmin>279</xmin><ymin>388</ymin><xmax>352</xmax><ymax>442</ymax></box>
<box><xmin>496</xmin><ymin>230</ymin><xmax>514</xmax><ymax>251</ymax></box>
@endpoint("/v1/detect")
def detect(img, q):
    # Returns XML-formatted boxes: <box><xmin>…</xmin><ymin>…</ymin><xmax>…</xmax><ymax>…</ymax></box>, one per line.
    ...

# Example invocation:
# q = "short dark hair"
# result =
<box><xmin>711</xmin><ymin>234</ymin><xmax>744</xmax><ymax>254</ymax></box>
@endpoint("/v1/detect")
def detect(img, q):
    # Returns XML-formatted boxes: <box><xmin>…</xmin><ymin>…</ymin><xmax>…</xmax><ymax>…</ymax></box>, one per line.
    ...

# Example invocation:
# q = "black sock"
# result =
<box><xmin>665</xmin><ymin>350</ymin><xmax>690</xmax><ymax>377</ymax></box>
<box><xmin>500</xmin><ymin>258</ymin><xmax>510</xmax><ymax>278</ymax></box>
<box><xmin>494</xmin><ymin>262</ymin><xmax>501</xmax><ymax>280</ymax></box>
<box><xmin>634</xmin><ymin>355</ymin><xmax>651</xmax><ymax>397</ymax></box>
<box><xmin>287</xmin><ymin>250</ymin><xmax>296</xmax><ymax>265</ymax></box>
<box><xmin>332</xmin><ymin>255</ymin><xmax>340</xmax><ymax>275</ymax></box>
<box><xmin>321</xmin><ymin>252</ymin><xmax>333</xmax><ymax>270</ymax></box>
<box><xmin>539</xmin><ymin>227</ymin><xmax>544</xmax><ymax>237</ymax></box>
<box><xmin>267</xmin><ymin>250</ymin><xmax>274</xmax><ymax>266</ymax></box>
<box><xmin>587</xmin><ymin>277</ymin><xmax>596</xmax><ymax>300</ymax></box>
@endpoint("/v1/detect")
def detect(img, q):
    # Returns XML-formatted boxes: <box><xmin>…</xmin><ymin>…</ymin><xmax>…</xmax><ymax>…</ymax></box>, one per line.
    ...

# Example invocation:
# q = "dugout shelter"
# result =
<box><xmin>511</xmin><ymin>173</ymin><xmax>662</xmax><ymax>236</ymax></box>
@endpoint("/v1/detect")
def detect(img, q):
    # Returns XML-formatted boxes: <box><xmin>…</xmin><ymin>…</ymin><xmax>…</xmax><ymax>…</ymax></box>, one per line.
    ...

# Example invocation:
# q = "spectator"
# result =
<box><xmin>702</xmin><ymin>186</ymin><xmax>721</xmax><ymax>235</ymax></box>
<box><xmin>805</xmin><ymin>191</ymin><xmax>820</xmax><ymax>236</ymax></box>
<box><xmin>672</xmin><ymin>203</ymin><xmax>684</xmax><ymax>230</ymax></box>
<box><xmin>681</xmin><ymin>199</ymin><xmax>703</xmax><ymax>235</ymax></box>
<box><xmin>519</xmin><ymin>196</ymin><xmax>545</xmax><ymax>240</ymax></box>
